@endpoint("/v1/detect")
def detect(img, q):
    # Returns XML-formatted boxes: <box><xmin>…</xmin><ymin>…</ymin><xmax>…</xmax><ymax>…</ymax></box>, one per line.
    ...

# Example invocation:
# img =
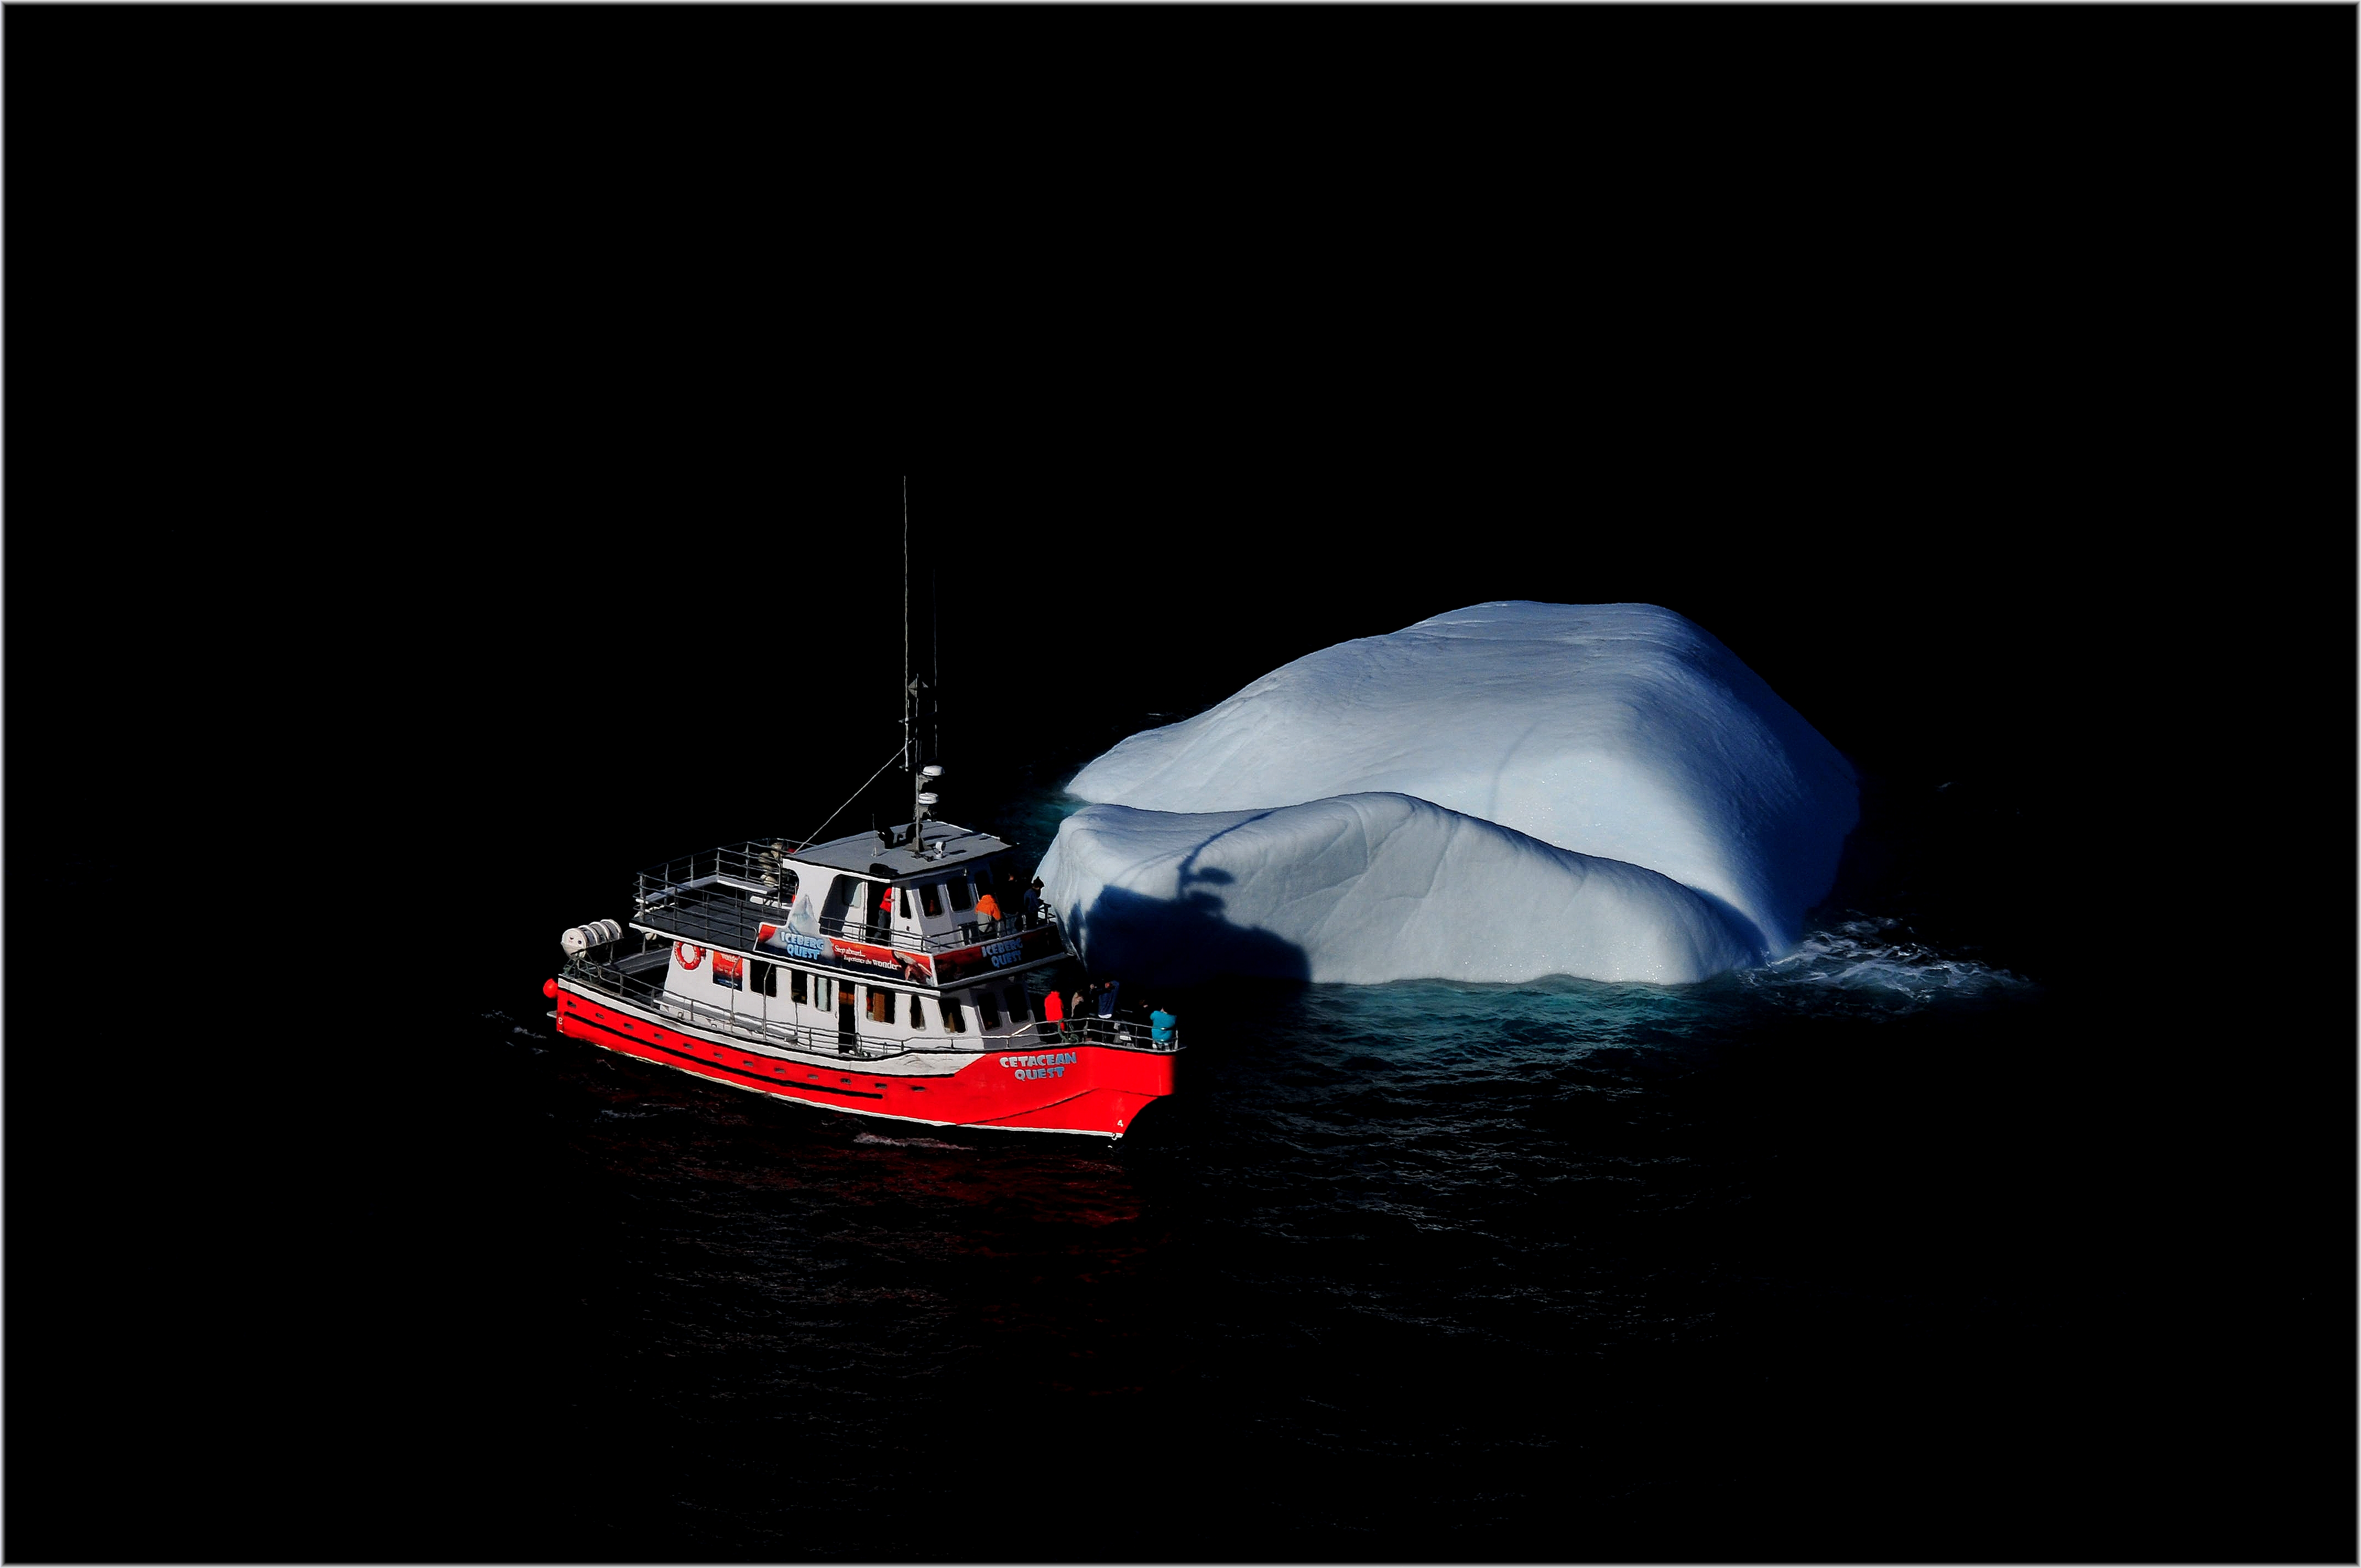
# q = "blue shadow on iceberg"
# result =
<box><xmin>1065</xmin><ymin>883</ymin><xmax>1311</xmax><ymax>987</ymax></box>
<box><xmin>1690</xmin><ymin>885</ymin><xmax>1774</xmax><ymax>963</ymax></box>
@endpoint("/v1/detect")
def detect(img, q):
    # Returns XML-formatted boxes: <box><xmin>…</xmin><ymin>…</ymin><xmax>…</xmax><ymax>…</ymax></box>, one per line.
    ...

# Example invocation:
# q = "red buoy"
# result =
<box><xmin>542</xmin><ymin>977</ymin><xmax>559</xmax><ymax>999</ymax></box>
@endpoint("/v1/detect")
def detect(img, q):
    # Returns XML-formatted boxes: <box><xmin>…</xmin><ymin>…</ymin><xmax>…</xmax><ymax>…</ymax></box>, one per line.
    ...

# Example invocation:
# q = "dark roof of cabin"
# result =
<box><xmin>793</xmin><ymin>823</ymin><xmax>1010</xmax><ymax>880</ymax></box>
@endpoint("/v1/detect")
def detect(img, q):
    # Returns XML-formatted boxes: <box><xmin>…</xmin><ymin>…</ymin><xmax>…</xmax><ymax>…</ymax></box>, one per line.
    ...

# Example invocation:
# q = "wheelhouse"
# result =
<box><xmin>605</xmin><ymin>823</ymin><xmax>1073</xmax><ymax>1059</ymax></box>
<box><xmin>544</xmin><ymin>484</ymin><xmax>1180</xmax><ymax>1139</ymax></box>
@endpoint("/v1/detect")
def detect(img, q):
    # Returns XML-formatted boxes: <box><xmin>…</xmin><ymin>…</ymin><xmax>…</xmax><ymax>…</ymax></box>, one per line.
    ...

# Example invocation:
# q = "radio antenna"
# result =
<box><xmin>930</xmin><ymin>552</ymin><xmax>939</xmax><ymax>761</ymax></box>
<box><xmin>901</xmin><ymin>475</ymin><xmax>911</xmax><ymax>777</ymax></box>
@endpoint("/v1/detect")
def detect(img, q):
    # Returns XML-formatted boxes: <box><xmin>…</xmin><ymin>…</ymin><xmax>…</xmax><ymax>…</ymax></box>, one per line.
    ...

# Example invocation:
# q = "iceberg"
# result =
<box><xmin>1049</xmin><ymin>602</ymin><xmax>1857</xmax><ymax>984</ymax></box>
<box><xmin>1037</xmin><ymin>794</ymin><xmax>1763</xmax><ymax>986</ymax></box>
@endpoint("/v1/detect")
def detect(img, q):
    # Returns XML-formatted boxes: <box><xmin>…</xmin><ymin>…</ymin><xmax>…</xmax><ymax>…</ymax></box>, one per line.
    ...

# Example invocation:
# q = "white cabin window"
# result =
<box><xmin>976</xmin><ymin>990</ymin><xmax>1001</xmax><ymax>1029</ymax></box>
<box><xmin>919</xmin><ymin>883</ymin><xmax>943</xmax><ymax>918</ymax></box>
<box><xmin>865</xmin><ymin>986</ymin><xmax>896</xmax><ymax>1026</ymax></box>
<box><xmin>1005</xmin><ymin>987</ymin><xmax>1030</xmax><ymax>1023</ymax></box>
<box><xmin>789</xmin><ymin>968</ymin><xmax>808</xmax><ymax>1005</ymax></box>
<box><xmin>943</xmin><ymin>998</ymin><xmax>966</xmax><ymax>1033</ymax></box>
<box><xmin>947</xmin><ymin>873</ymin><xmax>973</xmax><ymax>913</ymax></box>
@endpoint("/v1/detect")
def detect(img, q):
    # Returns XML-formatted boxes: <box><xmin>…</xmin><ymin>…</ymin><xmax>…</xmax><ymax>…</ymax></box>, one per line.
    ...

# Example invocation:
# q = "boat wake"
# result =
<box><xmin>852</xmin><ymin>1132</ymin><xmax>967</xmax><ymax>1151</ymax></box>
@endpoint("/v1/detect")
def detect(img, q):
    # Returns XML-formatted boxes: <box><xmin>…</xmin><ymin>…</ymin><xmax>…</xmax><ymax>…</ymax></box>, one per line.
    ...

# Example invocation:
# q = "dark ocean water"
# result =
<box><xmin>277</xmin><ymin>767</ymin><xmax>2353</xmax><ymax>1562</ymax></box>
<box><xmin>10</xmin><ymin>745</ymin><xmax>2348</xmax><ymax>1565</ymax></box>
<box><xmin>421</xmin><ymin>916</ymin><xmax>2060</xmax><ymax>1560</ymax></box>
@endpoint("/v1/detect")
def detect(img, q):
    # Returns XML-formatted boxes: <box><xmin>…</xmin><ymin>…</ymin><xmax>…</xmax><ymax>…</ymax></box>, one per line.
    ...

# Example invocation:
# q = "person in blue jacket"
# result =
<box><xmin>1150</xmin><ymin>1003</ymin><xmax>1177</xmax><ymax>1044</ymax></box>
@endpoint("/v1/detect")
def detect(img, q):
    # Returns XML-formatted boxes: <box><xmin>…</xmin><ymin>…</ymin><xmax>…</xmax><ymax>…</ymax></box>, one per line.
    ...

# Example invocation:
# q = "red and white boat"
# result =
<box><xmin>546</xmin><ymin>827</ymin><xmax>1177</xmax><ymax>1140</ymax></box>
<box><xmin>544</xmin><ymin>485</ymin><xmax>1179</xmax><ymax>1139</ymax></box>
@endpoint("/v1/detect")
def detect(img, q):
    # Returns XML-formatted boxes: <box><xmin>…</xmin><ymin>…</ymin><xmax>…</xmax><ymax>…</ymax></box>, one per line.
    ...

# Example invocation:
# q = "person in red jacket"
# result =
<box><xmin>1042</xmin><ymin>984</ymin><xmax>1065</xmax><ymax>1042</ymax></box>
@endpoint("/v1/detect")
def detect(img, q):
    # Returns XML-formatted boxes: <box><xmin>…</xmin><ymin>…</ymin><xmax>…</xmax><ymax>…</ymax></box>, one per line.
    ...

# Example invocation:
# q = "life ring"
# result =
<box><xmin>676</xmin><ymin>943</ymin><xmax>706</xmax><ymax>970</ymax></box>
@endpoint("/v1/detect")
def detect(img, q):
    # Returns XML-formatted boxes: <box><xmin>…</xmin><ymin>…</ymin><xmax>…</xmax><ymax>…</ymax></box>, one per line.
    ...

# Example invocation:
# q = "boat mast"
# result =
<box><xmin>904</xmin><ymin>477</ymin><xmax>940</xmax><ymax>847</ymax></box>
<box><xmin>902</xmin><ymin>476</ymin><xmax>911</xmax><ymax>778</ymax></box>
<box><xmin>931</xmin><ymin>551</ymin><xmax>938</xmax><ymax>764</ymax></box>
<box><xmin>809</xmin><ymin>485</ymin><xmax>927</xmax><ymax>856</ymax></box>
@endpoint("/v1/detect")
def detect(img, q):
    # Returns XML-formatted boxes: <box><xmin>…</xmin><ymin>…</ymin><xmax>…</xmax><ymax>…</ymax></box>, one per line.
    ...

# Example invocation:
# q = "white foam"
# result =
<box><xmin>1741</xmin><ymin>917</ymin><xmax>2032</xmax><ymax>1005</ymax></box>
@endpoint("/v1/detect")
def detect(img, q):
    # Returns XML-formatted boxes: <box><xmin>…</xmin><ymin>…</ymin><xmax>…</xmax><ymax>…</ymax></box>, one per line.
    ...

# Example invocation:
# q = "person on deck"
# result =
<box><xmin>1097</xmin><ymin>979</ymin><xmax>1119</xmax><ymax>1019</ymax></box>
<box><xmin>1150</xmin><ymin>1003</ymin><xmax>1177</xmax><ymax>1045</ymax></box>
<box><xmin>1024</xmin><ymin>878</ymin><xmax>1044</xmax><ymax>926</ymax></box>
<box><xmin>1042</xmin><ymin>986</ymin><xmax>1065</xmax><ymax>1041</ymax></box>
<box><xmin>974</xmin><ymin>886</ymin><xmax>1004</xmax><ymax>930</ymax></box>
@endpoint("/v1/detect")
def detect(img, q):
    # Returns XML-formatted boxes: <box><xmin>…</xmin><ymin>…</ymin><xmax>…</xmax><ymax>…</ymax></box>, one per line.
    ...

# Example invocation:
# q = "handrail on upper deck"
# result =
<box><xmin>812</xmin><ymin>908</ymin><xmax>1056</xmax><ymax>953</ymax></box>
<box><xmin>633</xmin><ymin>848</ymin><xmax>1064</xmax><ymax>959</ymax></box>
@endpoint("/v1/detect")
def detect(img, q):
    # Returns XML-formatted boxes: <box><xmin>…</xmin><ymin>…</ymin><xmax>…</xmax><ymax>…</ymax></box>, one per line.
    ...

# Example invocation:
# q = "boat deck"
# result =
<box><xmin>638</xmin><ymin>883</ymin><xmax>801</xmax><ymax>955</ymax></box>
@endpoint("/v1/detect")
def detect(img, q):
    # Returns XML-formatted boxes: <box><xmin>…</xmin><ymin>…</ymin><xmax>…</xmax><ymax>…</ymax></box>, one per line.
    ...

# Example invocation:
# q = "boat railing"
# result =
<box><xmin>565</xmin><ymin>957</ymin><xmax>913</xmax><ymax>1060</ymax></box>
<box><xmin>636</xmin><ymin>840</ymin><xmax>808</xmax><ymax>906</ymax></box>
<box><xmin>562</xmin><ymin>956</ymin><xmax>1180</xmax><ymax>1057</ymax></box>
<box><xmin>812</xmin><ymin>908</ymin><xmax>1054</xmax><ymax>953</ymax></box>
<box><xmin>635</xmin><ymin>851</ymin><xmax>1064</xmax><ymax>959</ymax></box>
<box><xmin>1022</xmin><ymin>1016</ymin><xmax>1183</xmax><ymax>1053</ymax></box>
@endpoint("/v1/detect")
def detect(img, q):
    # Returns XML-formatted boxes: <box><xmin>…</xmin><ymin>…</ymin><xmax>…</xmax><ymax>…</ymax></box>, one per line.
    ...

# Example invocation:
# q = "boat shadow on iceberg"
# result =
<box><xmin>1063</xmin><ymin>876</ymin><xmax>1312</xmax><ymax>988</ymax></box>
<box><xmin>1045</xmin><ymin>793</ymin><xmax>1776</xmax><ymax>988</ymax></box>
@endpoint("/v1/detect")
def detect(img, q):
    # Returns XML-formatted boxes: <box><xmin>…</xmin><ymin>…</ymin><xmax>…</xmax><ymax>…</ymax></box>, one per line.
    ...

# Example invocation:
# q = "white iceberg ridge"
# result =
<box><xmin>1039</xmin><ymin>601</ymin><xmax>1858</xmax><ymax>986</ymax></box>
<box><xmin>1039</xmin><ymin>794</ymin><xmax>1761</xmax><ymax>986</ymax></box>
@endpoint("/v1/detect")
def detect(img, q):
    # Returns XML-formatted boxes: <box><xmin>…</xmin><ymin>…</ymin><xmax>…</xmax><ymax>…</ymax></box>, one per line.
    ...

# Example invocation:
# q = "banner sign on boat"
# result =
<box><xmin>932</xmin><ymin>923</ymin><xmax>1064</xmax><ymax>984</ymax></box>
<box><xmin>742</xmin><ymin>919</ymin><xmax>1058</xmax><ymax>985</ymax></box>
<box><xmin>711</xmin><ymin>952</ymin><xmax>744</xmax><ymax>990</ymax></box>
<box><xmin>755</xmin><ymin>921</ymin><xmax>826</xmax><ymax>964</ymax></box>
<box><xmin>757</xmin><ymin>922</ymin><xmax>934</xmax><ymax>983</ymax></box>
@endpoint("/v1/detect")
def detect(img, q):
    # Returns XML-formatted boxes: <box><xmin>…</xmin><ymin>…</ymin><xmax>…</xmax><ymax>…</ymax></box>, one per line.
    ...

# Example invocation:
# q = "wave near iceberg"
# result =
<box><xmin>1045</xmin><ymin>601</ymin><xmax>1860</xmax><ymax>986</ymax></box>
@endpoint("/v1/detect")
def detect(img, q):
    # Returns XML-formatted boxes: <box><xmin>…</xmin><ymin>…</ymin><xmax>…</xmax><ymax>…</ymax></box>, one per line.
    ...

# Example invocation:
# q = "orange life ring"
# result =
<box><xmin>676</xmin><ymin>943</ymin><xmax>706</xmax><ymax>970</ymax></box>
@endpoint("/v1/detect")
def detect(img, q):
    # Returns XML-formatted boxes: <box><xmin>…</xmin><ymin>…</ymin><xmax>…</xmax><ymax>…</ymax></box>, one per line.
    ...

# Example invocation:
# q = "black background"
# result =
<box><xmin>8</xmin><ymin>7</ymin><xmax>2354</xmax><ymax>1564</ymax></box>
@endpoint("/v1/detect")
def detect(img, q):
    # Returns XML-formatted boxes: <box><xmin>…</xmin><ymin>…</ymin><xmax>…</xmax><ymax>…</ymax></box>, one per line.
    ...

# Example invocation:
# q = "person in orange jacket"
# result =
<box><xmin>975</xmin><ymin>886</ymin><xmax>1004</xmax><ymax>926</ymax></box>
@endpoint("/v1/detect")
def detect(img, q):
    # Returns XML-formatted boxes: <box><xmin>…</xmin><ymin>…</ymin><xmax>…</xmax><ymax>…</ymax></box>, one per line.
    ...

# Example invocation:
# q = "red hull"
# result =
<box><xmin>551</xmin><ymin>983</ymin><xmax>1173</xmax><ymax>1139</ymax></box>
